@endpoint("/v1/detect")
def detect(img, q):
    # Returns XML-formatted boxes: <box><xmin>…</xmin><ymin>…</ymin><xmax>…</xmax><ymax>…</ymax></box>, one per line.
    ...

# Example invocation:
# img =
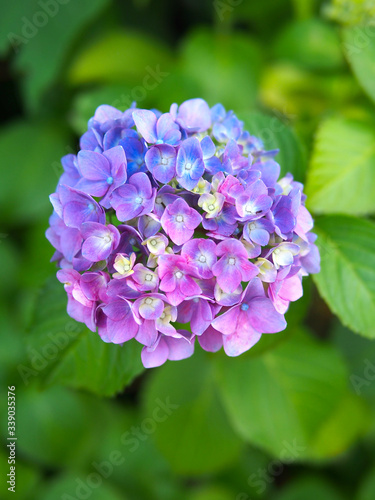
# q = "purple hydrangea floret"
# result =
<box><xmin>47</xmin><ymin>98</ymin><xmax>320</xmax><ymax>368</ymax></box>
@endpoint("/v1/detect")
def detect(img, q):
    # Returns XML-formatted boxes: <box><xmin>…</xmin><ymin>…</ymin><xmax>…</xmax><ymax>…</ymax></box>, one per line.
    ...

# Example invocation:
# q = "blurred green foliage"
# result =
<box><xmin>1</xmin><ymin>0</ymin><xmax>375</xmax><ymax>499</ymax></box>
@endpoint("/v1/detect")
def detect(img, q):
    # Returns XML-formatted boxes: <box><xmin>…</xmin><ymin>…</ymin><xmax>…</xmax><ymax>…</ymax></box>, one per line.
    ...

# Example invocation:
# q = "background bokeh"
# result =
<box><xmin>1</xmin><ymin>0</ymin><xmax>375</xmax><ymax>499</ymax></box>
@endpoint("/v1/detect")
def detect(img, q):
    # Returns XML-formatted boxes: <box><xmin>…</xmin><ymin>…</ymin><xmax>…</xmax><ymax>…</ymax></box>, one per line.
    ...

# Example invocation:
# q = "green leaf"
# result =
<box><xmin>332</xmin><ymin>322</ymin><xmax>375</xmax><ymax>407</ymax></box>
<box><xmin>15</xmin><ymin>386</ymin><xmax>101</xmax><ymax>468</ymax></box>
<box><xmin>0</xmin><ymin>120</ymin><xmax>69</xmax><ymax>224</ymax></box>
<box><xmin>7</xmin><ymin>0</ymin><xmax>110</xmax><ymax>111</ymax></box>
<box><xmin>0</xmin><ymin>450</ymin><xmax>40</xmax><ymax>500</ymax></box>
<box><xmin>143</xmin><ymin>348</ymin><xmax>243</xmax><ymax>475</ymax></box>
<box><xmin>238</xmin><ymin>111</ymin><xmax>306</xmax><ymax>181</ymax></box>
<box><xmin>313</xmin><ymin>215</ymin><xmax>375</xmax><ymax>338</ymax></box>
<box><xmin>309</xmin><ymin>393</ymin><xmax>370</xmax><ymax>459</ymax></box>
<box><xmin>68</xmin><ymin>31</ymin><xmax>173</xmax><ymax>86</ymax></box>
<box><xmin>357</xmin><ymin>465</ymin><xmax>375</xmax><ymax>500</ymax></box>
<box><xmin>179</xmin><ymin>28</ymin><xmax>262</xmax><ymax>109</ymax></box>
<box><xmin>343</xmin><ymin>25</ymin><xmax>375</xmax><ymax>104</ymax></box>
<box><xmin>214</xmin><ymin>329</ymin><xmax>349</xmax><ymax>459</ymax></box>
<box><xmin>27</xmin><ymin>277</ymin><xmax>144</xmax><ymax>396</ymax></box>
<box><xmin>275</xmin><ymin>19</ymin><xmax>344</xmax><ymax>71</ymax></box>
<box><xmin>306</xmin><ymin>117</ymin><xmax>375</xmax><ymax>215</ymax></box>
<box><xmin>40</xmin><ymin>473</ymin><xmax>125</xmax><ymax>500</ymax></box>
<box><xmin>275</xmin><ymin>475</ymin><xmax>345</xmax><ymax>500</ymax></box>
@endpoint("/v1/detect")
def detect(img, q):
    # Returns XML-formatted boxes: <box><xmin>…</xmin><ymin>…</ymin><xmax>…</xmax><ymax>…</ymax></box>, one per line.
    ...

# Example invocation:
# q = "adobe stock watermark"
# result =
<box><xmin>236</xmin><ymin>439</ymin><xmax>306</xmax><ymax>499</ymax></box>
<box><xmin>7</xmin><ymin>0</ymin><xmax>71</xmax><ymax>54</ymax></box>
<box><xmin>17</xmin><ymin>320</ymin><xmax>81</xmax><ymax>385</ymax></box>
<box><xmin>350</xmin><ymin>359</ymin><xmax>375</xmax><ymax>395</ymax></box>
<box><xmin>60</xmin><ymin>397</ymin><xmax>179</xmax><ymax>500</ymax></box>
<box><xmin>213</xmin><ymin>0</ymin><xmax>243</xmax><ymax>22</ymax></box>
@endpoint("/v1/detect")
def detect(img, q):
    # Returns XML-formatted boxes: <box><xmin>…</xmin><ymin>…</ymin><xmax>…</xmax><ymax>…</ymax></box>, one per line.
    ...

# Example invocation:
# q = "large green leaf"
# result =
<box><xmin>306</xmin><ymin>117</ymin><xmax>375</xmax><ymax>215</ymax></box>
<box><xmin>313</xmin><ymin>216</ymin><xmax>375</xmax><ymax>338</ymax></box>
<box><xmin>0</xmin><ymin>120</ymin><xmax>69</xmax><ymax>224</ymax></box>
<box><xmin>68</xmin><ymin>31</ymin><xmax>173</xmax><ymax>86</ymax></box>
<box><xmin>5</xmin><ymin>0</ymin><xmax>110</xmax><ymax>110</ymax></box>
<box><xmin>179</xmin><ymin>28</ymin><xmax>262</xmax><ymax>109</ymax></box>
<box><xmin>309</xmin><ymin>393</ymin><xmax>370</xmax><ymax>459</ymax></box>
<box><xmin>343</xmin><ymin>26</ymin><xmax>375</xmax><ymax>104</ymax></box>
<box><xmin>143</xmin><ymin>348</ymin><xmax>243</xmax><ymax>475</ymax></box>
<box><xmin>26</xmin><ymin>277</ymin><xmax>144</xmax><ymax>396</ymax></box>
<box><xmin>239</xmin><ymin>111</ymin><xmax>307</xmax><ymax>181</ymax></box>
<box><xmin>15</xmin><ymin>386</ymin><xmax>101</xmax><ymax>468</ymax></box>
<box><xmin>275</xmin><ymin>19</ymin><xmax>344</xmax><ymax>71</ymax></box>
<box><xmin>214</xmin><ymin>329</ymin><xmax>349</xmax><ymax>459</ymax></box>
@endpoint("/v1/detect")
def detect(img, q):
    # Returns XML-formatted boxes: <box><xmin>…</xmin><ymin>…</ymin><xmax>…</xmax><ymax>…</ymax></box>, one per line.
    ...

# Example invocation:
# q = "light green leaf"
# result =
<box><xmin>214</xmin><ymin>330</ymin><xmax>349</xmax><ymax>459</ymax></box>
<box><xmin>310</xmin><ymin>393</ymin><xmax>370</xmax><ymax>459</ymax></box>
<box><xmin>306</xmin><ymin>117</ymin><xmax>375</xmax><ymax>215</ymax></box>
<box><xmin>68</xmin><ymin>31</ymin><xmax>173</xmax><ymax>86</ymax></box>
<box><xmin>343</xmin><ymin>25</ymin><xmax>375</xmax><ymax>104</ymax></box>
<box><xmin>0</xmin><ymin>120</ymin><xmax>69</xmax><ymax>223</ymax></box>
<box><xmin>179</xmin><ymin>28</ymin><xmax>262</xmax><ymax>109</ymax></box>
<box><xmin>239</xmin><ymin>111</ymin><xmax>306</xmax><ymax>181</ymax></box>
<box><xmin>27</xmin><ymin>277</ymin><xmax>144</xmax><ymax>396</ymax></box>
<box><xmin>143</xmin><ymin>348</ymin><xmax>243</xmax><ymax>475</ymax></box>
<box><xmin>313</xmin><ymin>215</ymin><xmax>375</xmax><ymax>338</ymax></box>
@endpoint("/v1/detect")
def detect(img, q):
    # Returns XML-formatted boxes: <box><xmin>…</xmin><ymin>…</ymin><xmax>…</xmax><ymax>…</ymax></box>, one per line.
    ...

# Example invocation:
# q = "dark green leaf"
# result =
<box><xmin>27</xmin><ymin>277</ymin><xmax>144</xmax><ymax>396</ymax></box>
<box><xmin>9</xmin><ymin>0</ymin><xmax>110</xmax><ymax>110</ymax></box>
<box><xmin>275</xmin><ymin>19</ymin><xmax>344</xmax><ymax>71</ymax></box>
<box><xmin>143</xmin><ymin>348</ymin><xmax>243</xmax><ymax>475</ymax></box>
<box><xmin>179</xmin><ymin>28</ymin><xmax>262</xmax><ymax>109</ymax></box>
<box><xmin>0</xmin><ymin>120</ymin><xmax>69</xmax><ymax>224</ymax></box>
<box><xmin>214</xmin><ymin>329</ymin><xmax>349</xmax><ymax>459</ymax></box>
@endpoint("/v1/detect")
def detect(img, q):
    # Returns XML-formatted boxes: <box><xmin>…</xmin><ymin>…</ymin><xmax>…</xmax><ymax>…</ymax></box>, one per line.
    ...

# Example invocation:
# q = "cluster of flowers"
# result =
<box><xmin>47</xmin><ymin>98</ymin><xmax>320</xmax><ymax>368</ymax></box>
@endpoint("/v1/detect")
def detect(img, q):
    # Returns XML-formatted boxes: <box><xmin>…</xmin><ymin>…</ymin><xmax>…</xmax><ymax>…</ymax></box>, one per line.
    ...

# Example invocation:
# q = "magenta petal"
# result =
<box><xmin>212</xmin><ymin>305</ymin><xmax>241</xmax><ymax>335</ymax></box>
<box><xmin>106</xmin><ymin>316</ymin><xmax>138</xmax><ymax>343</ymax></box>
<box><xmin>141</xmin><ymin>336</ymin><xmax>169</xmax><ymax>368</ymax></box>
<box><xmin>136</xmin><ymin>320</ymin><xmax>158</xmax><ymax>346</ymax></box>
<box><xmin>198</xmin><ymin>326</ymin><xmax>223</xmax><ymax>352</ymax></box>
<box><xmin>132</xmin><ymin>109</ymin><xmax>158</xmax><ymax>143</ymax></box>
<box><xmin>179</xmin><ymin>275</ymin><xmax>202</xmax><ymax>297</ymax></box>
<box><xmin>165</xmin><ymin>333</ymin><xmax>195</xmax><ymax>361</ymax></box>
<box><xmin>223</xmin><ymin>322</ymin><xmax>261</xmax><ymax>356</ymax></box>
<box><xmin>247</xmin><ymin>297</ymin><xmax>287</xmax><ymax>333</ymax></box>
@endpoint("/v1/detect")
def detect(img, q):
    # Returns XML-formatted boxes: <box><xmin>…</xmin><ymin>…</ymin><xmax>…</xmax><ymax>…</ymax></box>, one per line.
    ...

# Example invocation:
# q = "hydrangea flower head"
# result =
<box><xmin>47</xmin><ymin>98</ymin><xmax>320</xmax><ymax>368</ymax></box>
